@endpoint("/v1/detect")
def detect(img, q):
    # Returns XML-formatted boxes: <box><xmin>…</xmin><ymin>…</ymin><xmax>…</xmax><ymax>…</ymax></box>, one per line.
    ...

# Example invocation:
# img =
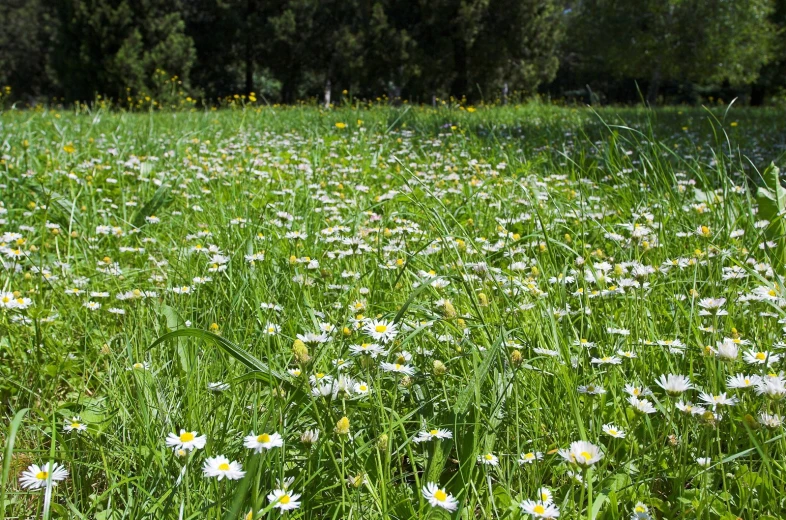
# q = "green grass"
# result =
<box><xmin>1</xmin><ymin>104</ymin><xmax>785</xmax><ymax>520</ymax></box>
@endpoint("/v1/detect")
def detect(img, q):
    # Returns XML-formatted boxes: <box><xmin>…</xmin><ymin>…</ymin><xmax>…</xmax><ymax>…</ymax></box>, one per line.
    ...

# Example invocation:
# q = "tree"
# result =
<box><xmin>0</xmin><ymin>0</ymin><xmax>55</xmax><ymax>102</ymax></box>
<box><xmin>568</xmin><ymin>0</ymin><xmax>777</xmax><ymax>104</ymax></box>
<box><xmin>51</xmin><ymin>0</ymin><xmax>196</xmax><ymax>103</ymax></box>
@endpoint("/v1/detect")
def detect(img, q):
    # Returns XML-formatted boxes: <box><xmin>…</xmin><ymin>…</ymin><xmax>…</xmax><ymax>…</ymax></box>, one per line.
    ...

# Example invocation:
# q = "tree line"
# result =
<box><xmin>0</xmin><ymin>0</ymin><xmax>784</xmax><ymax>106</ymax></box>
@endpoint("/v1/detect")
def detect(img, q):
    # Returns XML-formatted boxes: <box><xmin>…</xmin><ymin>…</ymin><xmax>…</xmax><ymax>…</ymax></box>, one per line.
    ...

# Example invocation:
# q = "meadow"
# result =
<box><xmin>1</xmin><ymin>104</ymin><xmax>786</xmax><ymax>520</ymax></box>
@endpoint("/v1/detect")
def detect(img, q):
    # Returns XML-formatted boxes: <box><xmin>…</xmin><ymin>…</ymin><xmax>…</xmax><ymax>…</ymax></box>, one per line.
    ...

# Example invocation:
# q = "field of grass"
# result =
<box><xmin>1</xmin><ymin>104</ymin><xmax>786</xmax><ymax>520</ymax></box>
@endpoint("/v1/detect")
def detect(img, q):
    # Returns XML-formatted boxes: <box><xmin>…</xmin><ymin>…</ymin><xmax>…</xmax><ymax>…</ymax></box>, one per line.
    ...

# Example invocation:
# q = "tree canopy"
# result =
<box><xmin>0</xmin><ymin>0</ymin><xmax>782</xmax><ymax>105</ymax></box>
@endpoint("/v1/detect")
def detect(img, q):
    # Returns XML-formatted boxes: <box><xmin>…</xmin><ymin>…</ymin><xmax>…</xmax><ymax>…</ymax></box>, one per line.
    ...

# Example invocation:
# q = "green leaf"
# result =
<box><xmin>132</xmin><ymin>184</ymin><xmax>172</xmax><ymax>228</ymax></box>
<box><xmin>1</xmin><ymin>408</ymin><xmax>29</xmax><ymax>520</ymax></box>
<box><xmin>157</xmin><ymin>304</ymin><xmax>191</xmax><ymax>372</ymax></box>
<box><xmin>27</xmin><ymin>182</ymin><xmax>81</xmax><ymax>229</ymax></box>
<box><xmin>146</xmin><ymin>328</ymin><xmax>286</xmax><ymax>385</ymax></box>
<box><xmin>756</xmin><ymin>163</ymin><xmax>786</xmax><ymax>272</ymax></box>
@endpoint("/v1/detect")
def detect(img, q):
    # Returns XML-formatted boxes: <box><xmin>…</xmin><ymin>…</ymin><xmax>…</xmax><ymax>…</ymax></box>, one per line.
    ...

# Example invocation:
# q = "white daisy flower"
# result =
<box><xmin>422</xmin><ymin>482</ymin><xmax>458</xmax><ymax>512</ymax></box>
<box><xmin>559</xmin><ymin>440</ymin><xmax>603</xmax><ymax>467</ymax></box>
<box><xmin>63</xmin><ymin>416</ymin><xmax>87</xmax><ymax>433</ymax></box>
<box><xmin>364</xmin><ymin>319</ymin><xmax>398</xmax><ymax>343</ymax></box>
<box><xmin>518</xmin><ymin>451</ymin><xmax>543</xmax><ymax>464</ymax></box>
<box><xmin>477</xmin><ymin>452</ymin><xmax>499</xmax><ymax>466</ymax></box>
<box><xmin>166</xmin><ymin>429</ymin><xmax>207</xmax><ymax>451</ymax></box>
<box><xmin>244</xmin><ymin>432</ymin><xmax>283</xmax><ymax>452</ymax></box>
<box><xmin>268</xmin><ymin>488</ymin><xmax>302</xmax><ymax>511</ymax></box>
<box><xmin>520</xmin><ymin>499</ymin><xmax>560</xmax><ymax>518</ymax></box>
<box><xmin>19</xmin><ymin>462</ymin><xmax>69</xmax><ymax>490</ymax></box>
<box><xmin>203</xmin><ymin>455</ymin><xmax>245</xmax><ymax>480</ymax></box>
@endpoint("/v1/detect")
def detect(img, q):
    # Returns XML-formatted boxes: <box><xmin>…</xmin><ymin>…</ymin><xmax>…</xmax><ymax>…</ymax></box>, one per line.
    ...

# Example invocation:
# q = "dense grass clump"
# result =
<box><xmin>1</xmin><ymin>105</ymin><xmax>785</xmax><ymax>519</ymax></box>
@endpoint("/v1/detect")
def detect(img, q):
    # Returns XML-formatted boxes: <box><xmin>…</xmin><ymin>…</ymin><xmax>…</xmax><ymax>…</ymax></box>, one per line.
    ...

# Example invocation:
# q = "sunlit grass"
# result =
<box><xmin>1</xmin><ymin>104</ymin><xmax>785</xmax><ymax>519</ymax></box>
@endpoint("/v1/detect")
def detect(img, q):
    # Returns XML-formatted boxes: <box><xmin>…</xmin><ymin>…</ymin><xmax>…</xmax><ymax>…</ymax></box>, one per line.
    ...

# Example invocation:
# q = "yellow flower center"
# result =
<box><xmin>484</xmin><ymin>453</ymin><xmax>493</xmax><ymax>460</ymax></box>
<box><xmin>430</xmin><ymin>429</ymin><xmax>438</xmax><ymax>435</ymax></box>
<box><xmin>257</xmin><ymin>433</ymin><xmax>271</xmax><ymax>443</ymax></box>
<box><xmin>534</xmin><ymin>504</ymin><xmax>545</xmax><ymax>514</ymax></box>
<box><xmin>358</xmin><ymin>385</ymin><xmax>367</xmax><ymax>391</ymax></box>
<box><xmin>280</xmin><ymin>495</ymin><xmax>291</xmax><ymax>504</ymax></box>
<box><xmin>580</xmin><ymin>451</ymin><xmax>592</xmax><ymax>460</ymax></box>
<box><xmin>541</xmin><ymin>492</ymin><xmax>549</xmax><ymax>501</ymax></box>
<box><xmin>71</xmin><ymin>422</ymin><xmax>81</xmax><ymax>429</ymax></box>
<box><xmin>36</xmin><ymin>471</ymin><xmax>48</xmax><ymax>480</ymax></box>
<box><xmin>375</xmin><ymin>324</ymin><xmax>387</xmax><ymax>333</ymax></box>
<box><xmin>756</xmin><ymin>352</ymin><xmax>766</xmax><ymax>360</ymax></box>
<box><xmin>180</xmin><ymin>432</ymin><xmax>195</xmax><ymax>442</ymax></box>
<box><xmin>218</xmin><ymin>463</ymin><xmax>230</xmax><ymax>471</ymax></box>
<box><xmin>434</xmin><ymin>490</ymin><xmax>448</xmax><ymax>501</ymax></box>
<box><xmin>608</xmin><ymin>429</ymin><xmax>617</xmax><ymax>435</ymax></box>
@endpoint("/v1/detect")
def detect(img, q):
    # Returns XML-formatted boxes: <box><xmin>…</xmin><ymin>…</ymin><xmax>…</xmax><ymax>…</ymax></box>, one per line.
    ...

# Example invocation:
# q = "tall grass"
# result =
<box><xmin>1</xmin><ymin>104</ymin><xmax>785</xmax><ymax>519</ymax></box>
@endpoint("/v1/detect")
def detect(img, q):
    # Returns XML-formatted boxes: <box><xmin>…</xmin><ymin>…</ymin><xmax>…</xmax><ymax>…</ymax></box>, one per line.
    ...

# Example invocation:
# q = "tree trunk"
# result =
<box><xmin>388</xmin><ymin>82</ymin><xmax>401</xmax><ymax>106</ymax></box>
<box><xmin>451</xmin><ymin>38</ymin><xmax>468</xmax><ymax>100</ymax></box>
<box><xmin>750</xmin><ymin>83</ymin><xmax>765</xmax><ymax>106</ymax></box>
<box><xmin>244</xmin><ymin>0</ymin><xmax>255</xmax><ymax>95</ymax></box>
<box><xmin>646</xmin><ymin>65</ymin><xmax>661</xmax><ymax>106</ymax></box>
<box><xmin>324</xmin><ymin>79</ymin><xmax>331</xmax><ymax>108</ymax></box>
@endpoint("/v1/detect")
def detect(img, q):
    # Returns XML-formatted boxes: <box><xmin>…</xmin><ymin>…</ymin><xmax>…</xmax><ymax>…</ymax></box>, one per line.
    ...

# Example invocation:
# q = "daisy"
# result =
<box><xmin>577</xmin><ymin>383</ymin><xmax>607</xmax><ymax>395</ymax></box>
<box><xmin>166</xmin><ymin>429</ymin><xmax>207</xmax><ymax>451</ymax></box>
<box><xmin>363</xmin><ymin>319</ymin><xmax>398</xmax><ymax>343</ymax></box>
<box><xmin>536</xmin><ymin>487</ymin><xmax>553</xmax><ymax>503</ymax></box>
<box><xmin>203</xmin><ymin>455</ymin><xmax>245</xmax><ymax>480</ymax></box>
<box><xmin>421</xmin><ymin>482</ymin><xmax>459</xmax><ymax>512</ymax></box>
<box><xmin>656</xmin><ymin>374</ymin><xmax>693</xmax><ymax>395</ymax></box>
<box><xmin>520</xmin><ymin>499</ymin><xmax>560</xmax><ymax>518</ymax></box>
<box><xmin>602</xmin><ymin>424</ymin><xmax>626</xmax><ymax>438</ymax></box>
<box><xmin>591</xmin><ymin>355</ymin><xmax>622</xmax><ymax>365</ymax></box>
<box><xmin>759</xmin><ymin>412</ymin><xmax>783</xmax><ymax>428</ymax></box>
<box><xmin>628</xmin><ymin>396</ymin><xmax>657</xmax><ymax>414</ymax></box>
<box><xmin>353</xmin><ymin>380</ymin><xmax>371</xmax><ymax>396</ymax></box>
<box><xmin>559</xmin><ymin>440</ymin><xmax>603</xmax><ymax>466</ymax></box>
<box><xmin>743</xmin><ymin>350</ymin><xmax>781</xmax><ymax>366</ymax></box>
<box><xmin>754</xmin><ymin>374</ymin><xmax>786</xmax><ymax>398</ymax></box>
<box><xmin>478</xmin><ymin>452</ymin><xmax>499</xmax><ymax>466</ymax></box>
<box><xmin>631</xmin><ymin>502</ymin><xmax>652</xmax><ymax>520</ymax></box>
<box><xmin>332</xmin><ymin>358</ymin><xmax>353</xmax><ymax>371</ymax></box>
<box><xmin>698</xmin><ymin>392</ymin><xmax>738</xmax><ymax>407</ymax></box>
<box><xmin>698</xmin><ymin>298</ymin><xmax>727</xmax><ymax>316</ymax></box>
<box><xmin>63</xmin><ymin>416</ymin><xmax>87</xmax><ymax>433</ymax></box>
<box><xmin>519</xmin><ymin>451</ymin><xmax>544</xmax><ymax>464</ymax></box>
<box><xmin>268</xmin><ymin>488</ymin><xmax>302</xmax><ymax>511</ymax></box>
<box><xmin>380</xmin><ymin>362</ymin><xmax>415</xmax><ymax>376</ymax></box>
<box><xmin>675</xmin><ymin>401</ymin><xmax>706</xmax><ymax>415</ymax></box>
<box><xmin>715</xmin><ymin>339</ymin><xmax>739</xmax><ymax>360</ymax></box>
<box><xmin>300</xmin><ymin>429</ymin><xmax>320</xmax><ymax>444</ymax></box>
<box><xmin>696</xmin><ymin>457</ymin><xmax>711</xmax><ymax>467</ymax></box>
<box><xmin>19</xmin><ymin>462</ymin><xmax>69</xmax><ymax>489</ymax></box>
<box><xmin>624</xmin><ymin>384</ymin><xmax>652</xmax><ymax>397</ymax></box>
<box><xmin>264</xmin><ymin>323</ymin><xmax>280</xmax><ymax>335</ymax></box>
<box><xmin>349</xmin><ymin>342</ymin><xmax>387</xmax><ymax>358</ymax></box>
<box><xmin>244</xmin><ymin>432</ymin><xmax>284</xmax><ymax>452</ymax></box>
<box><xmin>726</xmin><ymin>374</ymin><xmax>760</xmax><ymax>389</ymax></box>
<box><xmin>414</xmin><ymin>428</ymin><xmax>453</xmax><ymax>442</ymax></box>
